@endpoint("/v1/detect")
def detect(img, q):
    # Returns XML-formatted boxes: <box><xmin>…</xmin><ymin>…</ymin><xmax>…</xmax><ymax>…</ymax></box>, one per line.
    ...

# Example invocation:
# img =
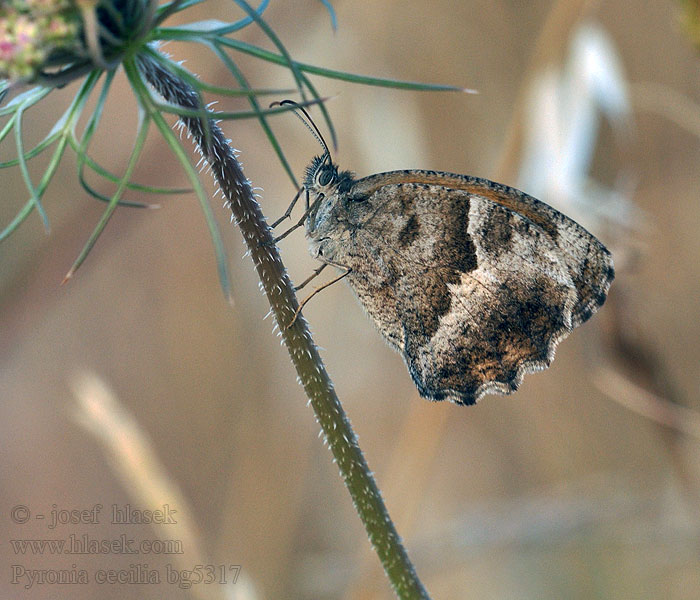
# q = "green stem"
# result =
<box><xmin>136</xmin><ymin>52</ymin><xmax>430</xmax><ymax>599</ymax></box>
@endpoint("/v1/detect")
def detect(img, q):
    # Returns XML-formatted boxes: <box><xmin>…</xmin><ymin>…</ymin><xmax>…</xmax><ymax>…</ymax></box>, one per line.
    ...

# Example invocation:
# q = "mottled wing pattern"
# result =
<box><xmin>344</xmin><ymin>172</ymin><xmax>614</xmax><ymax>405</ymax></box>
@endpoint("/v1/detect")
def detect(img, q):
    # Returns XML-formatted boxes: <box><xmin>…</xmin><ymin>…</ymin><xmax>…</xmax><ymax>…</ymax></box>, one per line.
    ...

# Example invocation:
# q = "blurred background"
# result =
<box><xmin>2</xmin><ymin>0</ymin><xmax>700</xmax><ymax>598</ymax></box>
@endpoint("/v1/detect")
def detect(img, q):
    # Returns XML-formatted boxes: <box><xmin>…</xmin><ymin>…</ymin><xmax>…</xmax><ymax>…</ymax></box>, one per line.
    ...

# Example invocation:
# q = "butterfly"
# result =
<box><xmin>275</xmin><ymin>102</ymin><xmax>614</xmax><ymax>405</ymax></box>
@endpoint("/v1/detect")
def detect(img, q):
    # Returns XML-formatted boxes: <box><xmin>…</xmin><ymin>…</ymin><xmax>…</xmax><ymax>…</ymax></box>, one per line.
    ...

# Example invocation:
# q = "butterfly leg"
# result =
<box><xmin>286</xmin><ymin>263</ymin><xmax>352</xmax><ymax>329</ymax></box>
<box><xmin>273</xmin><ymin>208</ymin><xmax>311</xmax><ymax>243</ymax></box>
<box><xmin>270</xmin><ymin>186</ymin><xmax>304</xmax><ymax>229</ymax></box>
<box><xmin>261</xmin><ymin>188</ymin><xmax>306</xmax><ymax>247</ymax></box>
<box><xmin>295</xmin><ymin>263</ymin><xmax>328</xmax><ymax>291</ymax></box>
<box><xmin>273</xmin><ymin>190</ymin><xmax>323</xmax><ymax>244</ymax></box>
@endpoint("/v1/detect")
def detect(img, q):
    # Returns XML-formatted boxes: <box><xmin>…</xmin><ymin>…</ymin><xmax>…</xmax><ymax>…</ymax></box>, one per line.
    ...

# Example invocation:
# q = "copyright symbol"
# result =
<box><xmin>11</xmin><ymin>505</ymin><xmax>30</xmax><ymax>524</ymax></box>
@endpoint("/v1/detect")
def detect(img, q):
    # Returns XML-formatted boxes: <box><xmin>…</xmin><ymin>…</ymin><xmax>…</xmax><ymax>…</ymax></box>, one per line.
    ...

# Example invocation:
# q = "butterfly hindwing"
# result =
<box><xmin>304</xmin><ymin>167</ymin><xmax>614</xmax><ymax>404</ymax></box>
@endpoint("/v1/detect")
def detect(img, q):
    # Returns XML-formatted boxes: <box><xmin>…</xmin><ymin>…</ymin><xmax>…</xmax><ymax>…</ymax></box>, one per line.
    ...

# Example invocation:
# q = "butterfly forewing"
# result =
<box><xmin>304</xmin><ymin>167</ymin><xmax>614</xmax><ymax>404</ymax></box>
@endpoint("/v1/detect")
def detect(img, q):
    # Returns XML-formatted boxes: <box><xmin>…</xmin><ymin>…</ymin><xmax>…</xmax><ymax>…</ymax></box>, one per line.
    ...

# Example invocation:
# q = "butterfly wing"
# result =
<box><xmin>342</xmin><ymin>171</ymin><xmax>614</xmax><ymax>405</ymax></box>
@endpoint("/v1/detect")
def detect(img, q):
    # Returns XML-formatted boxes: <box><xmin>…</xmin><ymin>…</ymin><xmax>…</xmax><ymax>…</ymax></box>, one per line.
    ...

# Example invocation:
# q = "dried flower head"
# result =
<box><xmin>0</xmin><ymin>0</ymin><xmax>80</xmax><ymax>81</ymax></box>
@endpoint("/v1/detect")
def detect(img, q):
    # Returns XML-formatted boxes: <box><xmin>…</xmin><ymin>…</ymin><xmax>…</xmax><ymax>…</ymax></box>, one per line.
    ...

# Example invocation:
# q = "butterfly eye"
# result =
<box><xmin>317</xmin><ymin>169</ymin><xmax>334</xmax><ymax>187</ymax></box>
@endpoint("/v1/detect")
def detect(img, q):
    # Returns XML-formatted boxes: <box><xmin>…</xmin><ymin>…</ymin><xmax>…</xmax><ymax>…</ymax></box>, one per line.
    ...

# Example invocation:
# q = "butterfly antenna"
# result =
<box><xmin>272</xmin><ymin>99</ymin><xmax>332</xmax><ymax>164</ymax></box>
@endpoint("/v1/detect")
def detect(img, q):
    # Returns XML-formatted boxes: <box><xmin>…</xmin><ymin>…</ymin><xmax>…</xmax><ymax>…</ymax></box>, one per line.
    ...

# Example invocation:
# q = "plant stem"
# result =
<box><xmin>136</xmin><ymin>53</ymin><xmax>431</xmax><ymax>599</ymax></box>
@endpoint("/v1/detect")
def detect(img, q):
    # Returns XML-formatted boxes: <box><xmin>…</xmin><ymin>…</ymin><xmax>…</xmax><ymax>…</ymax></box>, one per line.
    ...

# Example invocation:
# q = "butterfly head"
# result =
<box><xmin>304</xmin><ymin>155</ymin><xmax>354</xmax><ymax>197</ymax></box>
<box><xmin>272</xmin><ymin>100</ymin><xmax>355</xmax><ymax>254</ymax></box>
<box><xmin>303</xmin><ymin>154</ymin><xmax>354</xmax><ymax>231</ymax></box>
<box><xmin>302</xmin><ymin>155</ymin><xmax>358</xmax><ymax>261</ymax></box>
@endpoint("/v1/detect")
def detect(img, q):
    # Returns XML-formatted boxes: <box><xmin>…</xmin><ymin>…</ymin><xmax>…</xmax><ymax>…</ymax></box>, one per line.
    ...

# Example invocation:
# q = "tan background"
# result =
<box><xmin>2</xmin><ymin>0</ymin><xmax>700</xmax><ymax>598</ymax></box>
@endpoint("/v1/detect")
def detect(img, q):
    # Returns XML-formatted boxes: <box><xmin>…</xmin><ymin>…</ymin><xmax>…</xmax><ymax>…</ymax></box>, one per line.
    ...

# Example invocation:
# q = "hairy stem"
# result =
<box><xmin>136</xmin><ymin>52</ymin><xmax>430</xmax><ymax>598</ymax></box>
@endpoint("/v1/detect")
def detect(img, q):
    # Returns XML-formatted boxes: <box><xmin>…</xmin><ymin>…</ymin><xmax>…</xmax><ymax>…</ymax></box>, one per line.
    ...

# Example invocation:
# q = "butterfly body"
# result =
<box><xmin>303</xmin><ymin>157</ymin><xmax>614</xmax><ymax>405</ymax></box>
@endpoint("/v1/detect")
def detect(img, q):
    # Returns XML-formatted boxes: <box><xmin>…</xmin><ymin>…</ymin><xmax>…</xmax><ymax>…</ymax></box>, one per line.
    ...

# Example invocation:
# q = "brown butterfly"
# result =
<box><xmin>275</xmin><ymin>102</ymin><xmax>614</xmax><ymax>405</ymax></box>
